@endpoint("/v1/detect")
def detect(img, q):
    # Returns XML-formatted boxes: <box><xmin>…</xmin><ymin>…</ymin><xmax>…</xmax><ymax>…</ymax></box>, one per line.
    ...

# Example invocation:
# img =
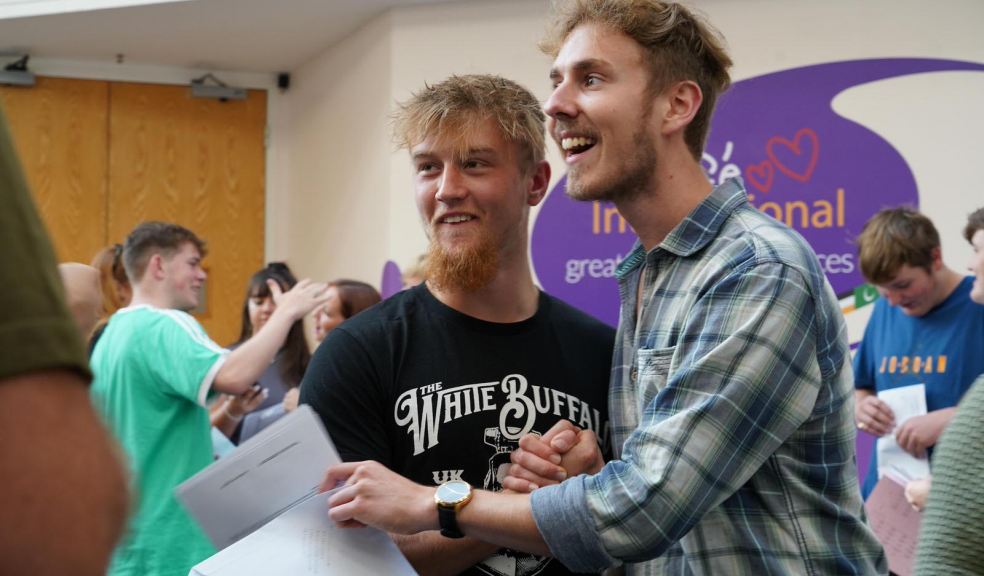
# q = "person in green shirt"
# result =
<box><xmin>90</xmin><ymin>221</ymin><xmax>330</xmax><ymax>576</ymax></box>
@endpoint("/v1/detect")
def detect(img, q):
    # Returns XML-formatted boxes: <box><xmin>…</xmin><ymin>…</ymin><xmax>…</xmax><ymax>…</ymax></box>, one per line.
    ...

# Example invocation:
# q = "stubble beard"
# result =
<box><xmin>564</xmin><ymin>104</ymin><xmax>658</xmax><ymax>204</ymax></box>
<box><xmin>425</xmin><ymin>226</ymin><xmax>501</xmax><ymax>293</ymax></box>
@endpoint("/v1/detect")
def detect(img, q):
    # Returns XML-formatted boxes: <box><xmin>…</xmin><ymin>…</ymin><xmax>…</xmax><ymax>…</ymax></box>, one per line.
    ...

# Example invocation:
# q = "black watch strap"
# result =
<box><xmin>438</xmin><ymin>505</ymin><xmax>465</xmax><ymax>538</ymax></box>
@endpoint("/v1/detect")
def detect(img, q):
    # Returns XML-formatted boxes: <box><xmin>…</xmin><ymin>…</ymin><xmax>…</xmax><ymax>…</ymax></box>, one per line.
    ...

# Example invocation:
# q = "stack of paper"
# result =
<box><xmin>178</xmin><ymin>405</ymin><xmax>417</xmax><ymax>575</ymax></box>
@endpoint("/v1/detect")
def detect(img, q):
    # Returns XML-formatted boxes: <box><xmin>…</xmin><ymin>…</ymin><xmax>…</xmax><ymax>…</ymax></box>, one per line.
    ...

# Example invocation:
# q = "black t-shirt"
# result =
<box><xmin>301</xmin><ymin>284</ymin><xmax>615</xmax><ymax>576</ymax></box>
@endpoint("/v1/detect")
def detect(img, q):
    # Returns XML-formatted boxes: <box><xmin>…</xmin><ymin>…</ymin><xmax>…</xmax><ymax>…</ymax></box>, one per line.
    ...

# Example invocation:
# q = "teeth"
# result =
<box><xmin>443</xmin><ymin>215</ymin><xmax>473</xmax><ymax>224</ymax></box>
<box><xmin>561</xmin><ymin>136</ymin><xmax>596</xmax><ymax>151</ymax></box>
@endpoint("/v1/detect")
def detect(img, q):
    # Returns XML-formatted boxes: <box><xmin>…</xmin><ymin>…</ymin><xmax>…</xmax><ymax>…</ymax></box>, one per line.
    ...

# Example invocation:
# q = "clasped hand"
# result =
<box><xmin>502</xmin><ymin>420</ymin><xmax>604</xmax><ymax>493</ymax></box>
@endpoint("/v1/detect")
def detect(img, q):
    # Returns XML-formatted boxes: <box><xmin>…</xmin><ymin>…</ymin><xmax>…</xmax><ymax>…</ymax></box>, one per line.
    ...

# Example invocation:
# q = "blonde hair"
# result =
<box><xmin>541</xmin><ymin>0</ymin><xmax>732</xmax><ymax>160</ymax></box>
<box><xmin>392</xmin><ymin>74</ymin><xmax>546</xmax><ymax>174</ymax></box>
<box><xmin>857</xmin><ymin>207</ymin><xmax>940</xmax><ymax>284</ymax></box>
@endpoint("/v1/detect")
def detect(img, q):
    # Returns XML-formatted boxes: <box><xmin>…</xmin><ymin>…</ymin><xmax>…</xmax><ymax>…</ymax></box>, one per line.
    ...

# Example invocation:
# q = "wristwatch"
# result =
<box><xmin>435</xmin><ymin>480</ymin><xmax>473</xmax><ymax>538</ymax></box>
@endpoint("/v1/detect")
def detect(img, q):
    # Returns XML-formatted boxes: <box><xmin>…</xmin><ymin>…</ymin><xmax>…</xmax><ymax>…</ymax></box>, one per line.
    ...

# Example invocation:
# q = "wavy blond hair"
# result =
<box><xmin>541</xmin><ymin>0</ymin><xmax>732</xmax><ymax>160</ymax></box>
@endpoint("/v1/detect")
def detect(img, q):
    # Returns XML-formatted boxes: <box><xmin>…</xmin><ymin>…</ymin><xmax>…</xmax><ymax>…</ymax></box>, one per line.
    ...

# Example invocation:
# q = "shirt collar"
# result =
<box><xmin>616</xmin><ymin>177</ymin><xmax>748</xmax><ymax>279</ymax></box>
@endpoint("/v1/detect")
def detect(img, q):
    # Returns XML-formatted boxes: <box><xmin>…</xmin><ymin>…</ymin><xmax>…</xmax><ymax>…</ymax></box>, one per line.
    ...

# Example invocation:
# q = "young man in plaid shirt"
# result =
<box><xmin>323</xmin><ymin>2</ymin><xmax>887</xmax><ymax>574</ymax></box>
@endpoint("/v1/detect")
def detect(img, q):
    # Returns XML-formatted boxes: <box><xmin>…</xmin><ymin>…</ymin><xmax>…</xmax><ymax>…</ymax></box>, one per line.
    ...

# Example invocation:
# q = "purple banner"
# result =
<box><xmin>532</xmin><ymin>58</ymin><xmax>984</xmax><ymax>326</ymax></box>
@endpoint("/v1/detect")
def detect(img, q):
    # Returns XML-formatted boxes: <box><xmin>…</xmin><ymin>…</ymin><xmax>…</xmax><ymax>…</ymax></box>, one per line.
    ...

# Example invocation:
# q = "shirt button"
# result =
<box><xmin>630</xmin><ymin>367</ymin><xmax>638</xmax><ymax>383</ymax></box>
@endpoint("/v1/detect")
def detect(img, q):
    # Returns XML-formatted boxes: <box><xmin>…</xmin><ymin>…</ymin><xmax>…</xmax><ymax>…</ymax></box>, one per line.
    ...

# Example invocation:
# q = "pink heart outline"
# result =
<box><xmin>745</xmin><ymin>160</ymin><xmax>774</xmax><ymax>193</ymax></box>
<box><xmin>766</xmin><ymin>128</ymin><xmax>819</xmax><ymax>183</ymax></box>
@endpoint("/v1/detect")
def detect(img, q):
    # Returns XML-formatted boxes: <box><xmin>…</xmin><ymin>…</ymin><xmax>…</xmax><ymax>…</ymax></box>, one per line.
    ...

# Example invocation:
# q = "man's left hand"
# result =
<box><xmin>895</xmin><ymin>408</ymin><xmax>956</xmax><ymax>458</ymax></box>
<box><xmin>322</xmin><ymin>461</ymin><xmax>437</xmax><ymax>534</ymax></box>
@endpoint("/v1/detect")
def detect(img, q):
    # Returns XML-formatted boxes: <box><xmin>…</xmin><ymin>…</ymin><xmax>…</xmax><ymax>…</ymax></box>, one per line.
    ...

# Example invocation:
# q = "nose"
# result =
<box><xmin>543</xmin><ymin>78</ymin><xmax>577</xmax><ymax>121</ymax></box>
<box><xmin>435</xmin><ymin>165</ymin><xmax>467</xmax><ymax>204</ymax></box>
<box><xmin>260</xmin><ymin>298</ymin><xmax>276</xmax><ymax>314</ymax></box>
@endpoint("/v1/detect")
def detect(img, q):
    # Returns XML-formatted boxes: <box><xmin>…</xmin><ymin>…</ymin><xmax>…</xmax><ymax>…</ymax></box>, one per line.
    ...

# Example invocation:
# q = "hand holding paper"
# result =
<box><xmin>876</xmin><ymin>384</ymin><xmax>930</xmax><ymax>482</ymax></box>
<box><xmin>323</xmin><ymin>460</ymin><xmax>437</xmax><ymax>534</ymax></box>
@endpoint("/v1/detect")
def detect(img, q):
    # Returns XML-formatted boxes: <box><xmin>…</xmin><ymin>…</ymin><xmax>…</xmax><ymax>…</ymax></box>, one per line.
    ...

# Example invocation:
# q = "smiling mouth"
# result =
<box><xmin>561</xmin><ymin>136</ymin><xmax>597</xmax><ymax>157</ymax></box>
<box><xmin>440</xmin><ymin>215</ymin><xmax>475</xmax><ymax>224</ymax></box>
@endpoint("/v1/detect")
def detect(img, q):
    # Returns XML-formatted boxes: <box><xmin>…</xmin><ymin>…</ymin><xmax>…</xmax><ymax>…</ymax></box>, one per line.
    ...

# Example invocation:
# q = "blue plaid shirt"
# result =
<box><xmin>531</xmin><ymin>179</ymin><xmax>887</xmax><ymax>575</ymax></box>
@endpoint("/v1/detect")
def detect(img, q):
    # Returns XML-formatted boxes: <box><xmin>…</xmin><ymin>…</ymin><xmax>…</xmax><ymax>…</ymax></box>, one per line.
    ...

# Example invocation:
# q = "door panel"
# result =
<box><xmin>0</xmin><ymin>77</ymin><xmax>109</xmax><ymax>263</ymax></box>
<box><xmin>108</xmin><ymin>82</ymin><xmax>267</xmax><ymax>345</ymax></box>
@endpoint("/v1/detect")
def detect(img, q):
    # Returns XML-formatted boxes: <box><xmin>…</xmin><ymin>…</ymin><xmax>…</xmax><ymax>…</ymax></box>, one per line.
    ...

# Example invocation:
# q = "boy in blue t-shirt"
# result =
<box><xmin>853</xmin><ymin>207</ymin><xmax>984</xmax><ymax>498</ymax></box>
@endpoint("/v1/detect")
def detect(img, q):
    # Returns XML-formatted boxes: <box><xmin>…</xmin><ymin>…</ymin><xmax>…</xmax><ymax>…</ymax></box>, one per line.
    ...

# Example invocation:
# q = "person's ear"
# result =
<box><xmin>148</xmin><ymin>253</ymin><xmax>166</xmax><ymax>281</ymax></box>
<box><xmin>526</xmin><ymin>160</ymin><xmax>551</xmax><ymax>207</ymax></box>
<box><xmin>930</xmin><ymin>246</ymin><xmax>943</xmax><ymax>272</ymax></box>
<box><xmin>660</xmin><ymin>80</ymin><xmax>703</xmax><ymax>138</ymax></box>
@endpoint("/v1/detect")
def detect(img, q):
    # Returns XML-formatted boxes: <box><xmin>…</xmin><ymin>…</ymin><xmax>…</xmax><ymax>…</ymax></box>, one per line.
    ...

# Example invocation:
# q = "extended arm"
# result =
<box><xmin>324</xmin><ymin>461</ymin><xmax>550</xmax><ymax>556</ymax></box>
<box><xmin>213</xmin><ymin>280</ymin><xmax>328</xmax><ymax>394</ymax></box>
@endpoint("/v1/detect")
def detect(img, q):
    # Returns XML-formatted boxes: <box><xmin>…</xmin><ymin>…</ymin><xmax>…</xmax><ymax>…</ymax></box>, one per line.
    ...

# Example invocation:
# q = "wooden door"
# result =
<box><xmin>0</xmin><ymin>77</ymin><xmax>267</xmax><ymax>345</ymax></box>
<box><xmin>0</xmin><ymin>77</ymin><xmax>109</xmax><ymax>263</ymax></box>
<box><xmin>108</xmin><ymin>82</ymin><xmax>267</xmax><ymax>345</ymax></box>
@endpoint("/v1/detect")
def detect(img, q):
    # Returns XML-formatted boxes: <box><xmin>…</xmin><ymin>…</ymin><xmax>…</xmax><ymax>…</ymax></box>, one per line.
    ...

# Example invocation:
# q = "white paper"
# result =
<box><xmin>177</xmin><ymin>405</ymin><xmax>341</xmax><ymax>549</ymax></box>
<box><xmin>189</xmin><ymin>491</ymin><xmax>417</xmax><ymax>576</ymax></box>
<box><xmin>876</xmin><ymin>384</ymin><xmax>931</xmax><ymax>482</ymax></box>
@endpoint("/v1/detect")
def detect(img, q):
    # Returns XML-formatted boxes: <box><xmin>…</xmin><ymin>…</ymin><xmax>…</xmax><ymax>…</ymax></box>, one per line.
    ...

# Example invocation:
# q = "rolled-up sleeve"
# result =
<box><xmin>531</xmin><ymin>474</ymin><xmax>618</xmax><ymax>573</ymax></box>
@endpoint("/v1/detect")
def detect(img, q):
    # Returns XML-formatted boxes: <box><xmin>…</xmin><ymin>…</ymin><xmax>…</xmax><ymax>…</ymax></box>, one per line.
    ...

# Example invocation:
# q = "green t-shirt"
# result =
<box><xmin>0</xmin><ymin>106</ymin><xmax>89</xmax><ymax>381</ymax></box>
<box><xmin>91</xmin><ymin>305</ymin><xmax>228</xmax><ymax>576</ymax></box>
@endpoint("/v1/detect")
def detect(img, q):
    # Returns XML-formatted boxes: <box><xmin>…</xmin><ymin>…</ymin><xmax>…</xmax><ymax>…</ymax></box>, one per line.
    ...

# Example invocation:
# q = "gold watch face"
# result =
<box><xmin>435</xmin><ymin>480</ymin><xmax>471</xmax><ymax>506</ymax></box>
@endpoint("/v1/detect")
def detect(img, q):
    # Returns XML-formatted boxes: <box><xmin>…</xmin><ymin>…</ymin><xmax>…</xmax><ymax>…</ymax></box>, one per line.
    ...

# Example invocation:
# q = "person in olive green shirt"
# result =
<box><xmin>914</xmin><ymin>207</ymin><xmax>984</xmax><ymax>576</ymax></box>
<box><xmin>0</xmin><ymin>107</ymin><xmax>128</xmax><ymax>575</ymax></box>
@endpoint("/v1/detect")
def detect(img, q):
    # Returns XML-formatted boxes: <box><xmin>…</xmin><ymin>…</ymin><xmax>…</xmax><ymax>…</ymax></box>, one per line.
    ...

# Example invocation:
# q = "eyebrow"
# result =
<box><xmin>411</xmin><ymin>147</ymin><xmax>499</xmax><ymax>161</ymax></box>
<box><xmin>550</xmin><ymin>58</ymin><xmax>610</xmax><ymax>79</ymax></box>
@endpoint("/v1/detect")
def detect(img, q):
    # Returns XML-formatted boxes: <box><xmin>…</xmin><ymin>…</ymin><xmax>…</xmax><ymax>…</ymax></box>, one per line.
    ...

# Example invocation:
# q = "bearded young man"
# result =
<box><xmin>321</xmin><ymin>1</ymin><xmax>887</xmax><ymax>574</ymax></box>
<box><xmin>300</xmin><ymin>74</ymin><xmax>615</xmax><ymax>576</ymax></box>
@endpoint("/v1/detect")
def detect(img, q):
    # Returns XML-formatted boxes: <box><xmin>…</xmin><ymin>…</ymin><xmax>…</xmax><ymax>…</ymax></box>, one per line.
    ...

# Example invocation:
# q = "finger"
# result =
<box><xmin>327</xmin><ymin>499</ymin><xmax>359</xmax><ymax>524</ymax></box>
<box><xmin>562</xmin><ymin>429</ymin><xmax>604</xmax><ymax>475</ymax></box>
<box><xmin>501</xmin><ymin>475</ymin><xmax>539</xmax><ymax>493</ymax></box>
<box><xmin>549</xmin><ymin>429</ymin><xmax>578</xmax><ymax>453</ymax></box>
<box><xmin>518</xmin><ymin>434</ymin><xmax>562</xmax><ymax>464</ymax></box>
<box><xmin>865</xmin><ymin>421</ymin><xmax>891</xmax><ymax>437</ymax></box>
<box><xmin>321</xmin><ymin>462</ymin><xmax>360</xmax><ymax>492</ymax></box>
<box><xmin>510</xmin><ymin>447</ymin><xmax>567</xmax><ymax>482</ymax></box>
<box><xmin>506</xmin><ymin>458</ymin><xmax>565</xmax><ymax>487</ymax></box>
<box><xmin>896</xmin><ymin>429</ymin><xmax>919</xmax><ymax>456</ymax></box>
<box><xmin>540</xmin><ymin>420</ymin><xmax>580</xmax><ymax>445</ymax></box>
<box><xmin>864</xmin><ymin>403</ymin><xmax>894</xmax><ymax>429</ymax></box>
<box><xmin>266</xmin><ymin>279</ymin><xmax>284</xmax><ymax>301</ymax></box>
<box><xmin>869</xmin><ymin>400</ymin><xmax>896</xmax><ymax>424</ymax></box>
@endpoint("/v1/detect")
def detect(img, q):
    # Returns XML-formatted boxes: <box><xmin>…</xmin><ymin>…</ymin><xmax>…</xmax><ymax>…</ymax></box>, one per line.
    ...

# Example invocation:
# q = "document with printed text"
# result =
<box><xmin>188</xmin><ymin>490</ymin><xmax>417</xmax><ymax>576</ymax></box>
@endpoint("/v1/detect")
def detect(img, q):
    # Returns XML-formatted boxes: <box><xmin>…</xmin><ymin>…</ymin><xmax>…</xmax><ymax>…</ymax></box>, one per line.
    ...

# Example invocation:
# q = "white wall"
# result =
<box><xmin>281</xmin><ymin>0</ymin><xmax>984</xmax><ymax>291</ymax></box>
<box><xmin>280</xmin><ymin>11</ymin><xmax>394</xmax><ymax>284</ymax></box>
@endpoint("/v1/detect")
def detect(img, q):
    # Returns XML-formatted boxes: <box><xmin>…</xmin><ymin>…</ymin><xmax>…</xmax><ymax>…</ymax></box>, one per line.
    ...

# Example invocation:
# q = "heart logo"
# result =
<box><xmin>745</xmin><ymin>161</ymin><xmax>774</xmax><ymax>193</ymax></box>
<box><xmin>766</xmin><ymin>128</ymin><xmax>819</xmax><ymax>182</ymax></box>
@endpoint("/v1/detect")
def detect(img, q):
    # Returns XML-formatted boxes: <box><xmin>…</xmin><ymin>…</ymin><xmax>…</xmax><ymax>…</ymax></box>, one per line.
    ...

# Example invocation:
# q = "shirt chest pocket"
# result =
<box><xmin>632</xmin><ymin>347</ymin><xmax>675</xmax><ymax>414</ymax></box>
